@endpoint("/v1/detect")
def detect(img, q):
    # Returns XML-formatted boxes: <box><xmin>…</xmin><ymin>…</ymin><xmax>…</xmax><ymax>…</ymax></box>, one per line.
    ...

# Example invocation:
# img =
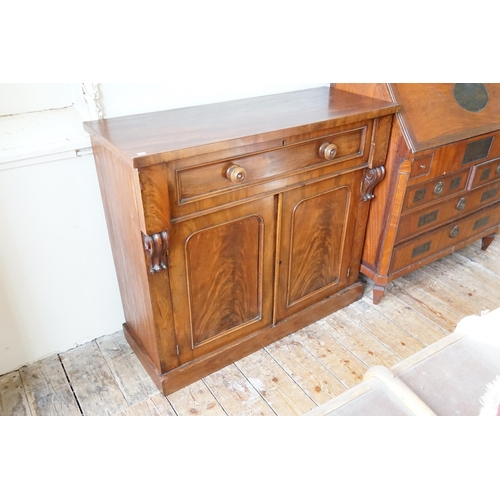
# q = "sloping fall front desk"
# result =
<box><xmin>333</xmin><ymin>84</ymin><xmax>500</xmax><ymax>304</ymax></box>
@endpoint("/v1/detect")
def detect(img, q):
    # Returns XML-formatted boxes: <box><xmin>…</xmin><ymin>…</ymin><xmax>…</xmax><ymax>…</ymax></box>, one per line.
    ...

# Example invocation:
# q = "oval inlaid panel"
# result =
<box><xmin>454</xmin><ymin>83</ymin><xmax>489</xmax><ymax>113</ymax></box>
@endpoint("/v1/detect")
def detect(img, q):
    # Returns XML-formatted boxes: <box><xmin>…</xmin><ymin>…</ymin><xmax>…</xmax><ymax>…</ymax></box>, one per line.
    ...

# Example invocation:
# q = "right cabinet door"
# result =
<box><xmin>275</xmin><ymin>170</ymin><xmax>363</xmax><ymax>323</ymax></box>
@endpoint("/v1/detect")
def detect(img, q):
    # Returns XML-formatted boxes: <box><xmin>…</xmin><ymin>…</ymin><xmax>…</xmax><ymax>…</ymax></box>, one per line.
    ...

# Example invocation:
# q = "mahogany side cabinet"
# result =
<box><xmin>84</xmin><ymin>87</ymin><xmax>398</xmax><ymax>395</ymax></box>
<box><xmin>333</xmin><ymin>84</ymin><xmax>500</xmax><ymax>304</ymax></box>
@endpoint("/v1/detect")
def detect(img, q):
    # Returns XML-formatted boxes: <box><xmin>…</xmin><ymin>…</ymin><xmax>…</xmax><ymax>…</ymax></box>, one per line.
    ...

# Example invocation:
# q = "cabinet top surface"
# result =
<box><xmin>83</xmin><ymin>87</ymin><xmax>398</xmax><ymax>168</ymax></box>
<box><xmin>389</xmin><ymin>83</ymin><xmax>500</xmax><ymax>152</ymax></box>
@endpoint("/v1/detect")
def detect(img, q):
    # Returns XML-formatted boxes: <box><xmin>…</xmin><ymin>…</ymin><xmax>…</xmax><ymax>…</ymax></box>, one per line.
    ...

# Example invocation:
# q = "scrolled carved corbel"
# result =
<box><xmin>143</xmin><ymin>231</ymin><xmax>169</xmax><ymax>274</ymax></box>
<box><xmin>361</xmin><ymin>166</ymin><xmax>386</xmax><ymax>202</ymax></box>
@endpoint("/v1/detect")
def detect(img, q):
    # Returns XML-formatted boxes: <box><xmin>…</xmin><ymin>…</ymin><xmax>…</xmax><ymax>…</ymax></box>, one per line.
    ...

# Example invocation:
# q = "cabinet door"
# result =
<box><xmin>168</xmin><ymin>196</ymin><xmax>276</xmax><ymax>361</ymax></box>
<box><xmin>275</xmin><ymin>171</ymin><xmax>363</xmax><ymax>322</ymax></box>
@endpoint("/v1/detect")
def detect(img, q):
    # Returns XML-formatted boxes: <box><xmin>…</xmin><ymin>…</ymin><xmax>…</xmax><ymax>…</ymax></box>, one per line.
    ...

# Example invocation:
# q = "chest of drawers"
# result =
<box><xmin>84</xmin><ymin>87</ymin><xmax>397</xmax><ymax>395</ymax></box>
<box><xmin>333</xmin><ymin>84</ymin><xmax>500</xmax><ymax>304</ymax></box>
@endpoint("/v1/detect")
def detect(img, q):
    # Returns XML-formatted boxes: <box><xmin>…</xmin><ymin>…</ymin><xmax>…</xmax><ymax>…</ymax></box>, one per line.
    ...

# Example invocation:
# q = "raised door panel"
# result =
<box><xmin>168</xmin><ymin>196</ymin><xmax>276</xmax><ymax>361</ymax></box>
<box><xmin>275</xmin><ymin>172</ymin><xmax>362</xmax><ymax>323</ymax></box>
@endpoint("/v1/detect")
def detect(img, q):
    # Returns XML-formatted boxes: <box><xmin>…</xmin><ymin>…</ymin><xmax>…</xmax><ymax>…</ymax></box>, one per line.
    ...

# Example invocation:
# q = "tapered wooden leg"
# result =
<box><xmin>482</xmin><ymin>234</ymin><xmax>496</xmax><ymax>251</ymax></box>
<box><xmin>373</xmin><ymin>285</ymin><xmax>386</xmax><ymax>305</ymax></box>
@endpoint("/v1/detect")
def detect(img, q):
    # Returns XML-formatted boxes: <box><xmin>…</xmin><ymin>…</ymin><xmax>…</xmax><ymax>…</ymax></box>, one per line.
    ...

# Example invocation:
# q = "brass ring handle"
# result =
<box><xmin>496</xmin><ymin>164</ymin><xmax>500</xmax><ymax>176</ymax></box>
<box><xmin>319</xmin><ymin>142</ymin><xmax>338</xmax><ymax>161</ymax></box>
<box><xmin>434</xmin><ymin>182</ymin><xmax>445</xmax><ymax>196</ymax></box>
<box><xmin>456</xmin><ymin>197</ymin><xmax>467</xmax><ymax>211</ymax></box>
<box><xmin>450</xmin><ymin>226</ymin><xmax>460</xmax><ymax>239</ymax></box>
<box><xmin>226</xmin><ymin>165</ymin><xmax>247</xmax><ymax>184</ymax></box>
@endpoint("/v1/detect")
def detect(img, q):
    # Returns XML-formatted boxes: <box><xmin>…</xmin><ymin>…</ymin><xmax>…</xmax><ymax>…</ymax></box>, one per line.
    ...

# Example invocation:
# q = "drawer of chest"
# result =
<box><xmin>468</xmin><ymin>158</ymin><xmax>500</xmax><ymax>190</ymax></box>
<box><xmin>173</xmin><ymin>125</ymin><xmax>369</xmax><ymax>207</ymax></box>
<box><xmin>397</xmin><ymin>180</ymin><xmax>500</xmax><ymax>243</ymax></box>
<box><xmin>404</xmin><ymin>170</ymin><xmax>469</xmax><ymax>211</ymax></box>
<box><xmin>390</xmin><ymin>203</ymin><xmax>500</xmax><ymax>274</ymax></box>
<box><xmin>407</xmin><ymin>130</ymin><xmax>500</xmax><ymax>187</ymax></box>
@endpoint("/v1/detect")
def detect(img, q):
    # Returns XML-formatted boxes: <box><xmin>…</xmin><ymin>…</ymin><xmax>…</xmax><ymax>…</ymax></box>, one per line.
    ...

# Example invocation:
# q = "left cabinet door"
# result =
<box><xmin>168</xmin><ymin>196</ymin><xmax>276</xmax><ymax>361</ymax></box>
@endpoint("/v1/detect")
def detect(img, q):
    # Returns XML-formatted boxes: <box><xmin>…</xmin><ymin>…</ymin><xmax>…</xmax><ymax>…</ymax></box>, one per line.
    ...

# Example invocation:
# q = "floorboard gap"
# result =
<box><xmin>58</xmin><ymin>354</ymin><xmax>84</xmax><ymax>416</ymax></box>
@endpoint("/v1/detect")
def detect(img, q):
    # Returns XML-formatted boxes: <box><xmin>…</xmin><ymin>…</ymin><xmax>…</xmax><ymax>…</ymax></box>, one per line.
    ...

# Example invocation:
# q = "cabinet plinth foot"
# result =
<box><xmin>482</xmin><ymin>234</ymin><xmax>496</xmax><ymax>251</ymax></box>
<box><xmin>373</xmin><ymin>285</ymin><xmax>387</xmax><ymax>305</ymax></box>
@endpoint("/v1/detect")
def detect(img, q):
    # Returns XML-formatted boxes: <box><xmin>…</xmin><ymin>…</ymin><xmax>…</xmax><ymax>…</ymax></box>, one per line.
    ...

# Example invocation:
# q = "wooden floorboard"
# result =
<box><xmin>342</xmin><ymin>300</ymin><xmax>427</xmax><ymax>359</ymax></box>
<box><xmin>288</xmin><ymin>323</ymin><xmax>368</xmax><ymax>390</ymax></box>
<box><xmin>166</xmin><ymin>380</ymin><xmax>227</xmax><ymax>417</ymax></box>
<box><xmin>264</xmin><ymin>335</ymin><xmax>347</xmax><ymax>406</ymax></box>
<box><xmin>95</xmin><ymin>332</ymin><xmax>160</xmax><ymax>407</ymax></box>
<box><xmin>1</xmin><ymin>238</ymin><xmax>499</xmax><ymax>416</ymax></box>
<box><xmin>402</xmin><ymin>268</ymin><xmax>484</xmax><ymax>318</ymax></box>
<box><xmin>384</xmin><ymin>278</ymin><xmax>462</xmax><ymax>333</ymax></box>
<box><xmin>319</xmin><ymin>310</ymin><xmax>402</xmax><ymax>369</ymax></box>
<box><xmin>235</xmin><ymin>349</ymin><xmax>317</xmax><ymax>416</ymax></box>
<box><xmin>118</xmin><ymin>394</ymin><xmax>177</xmax><ymax>417</ymax></box>
<box><xmin>455</xmin><ymin>245</ymin><xmax>500</xmax><ymax>280</ymax></box>
<box><xmin>19</xmin><ymin>355</ymin><xmax>81</xmax><ymax>416</ymax></box>
<box><xmin>59</xmin><ymin>341</ymin><xmax>130</xmax><ymax>416</ymax></box>
<box><xmin>202</xmin><ymin>364</ymin><xmax>276</xmax><ymax>416</ymax></box>
<box><xmin>0</xmin><ymin>371</ymin><xmax>31</xmax><ymax>416</ymax></box>
<box><xmin>360</xmin><ymin>284</ymin><xmax>449</xmax><ymax>347</ymax></box>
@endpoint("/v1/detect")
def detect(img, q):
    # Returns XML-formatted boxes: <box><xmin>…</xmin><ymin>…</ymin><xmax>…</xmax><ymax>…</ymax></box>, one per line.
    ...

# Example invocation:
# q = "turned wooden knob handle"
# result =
<box><xmin>319</xmin><ymin>142</ymin><xmax>338</xmax><ymax>161</ymax></box>
<box><xmin>226</xmin><ymin>165</ymin><xmax>247</xmax><ymax>184</ymax></box>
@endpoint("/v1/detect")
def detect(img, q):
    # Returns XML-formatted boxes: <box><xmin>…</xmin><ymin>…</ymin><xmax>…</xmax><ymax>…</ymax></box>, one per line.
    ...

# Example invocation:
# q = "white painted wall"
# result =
<box><xmin>98</xmin><ymin>83</ymin><xmax>330</xmax><ymax>118</ymax></box>
<box><xmin>0</xmin><ymin>83</ymin><xmax>75</xmax><ymax>115</ymax></box>
<box><xmin>0</xmin><ymin>154</ymin><xmax>125</xmax><ymax>372</ymax></box>
<box><xmin>0</xmin><ymin>83</ymin><xmax>329</xmax><ymax>375</ymax></box>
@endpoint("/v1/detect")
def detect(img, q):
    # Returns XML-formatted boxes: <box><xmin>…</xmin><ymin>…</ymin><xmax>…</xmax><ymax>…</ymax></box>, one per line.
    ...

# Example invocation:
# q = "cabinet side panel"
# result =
<box><xmin>362</xmin><ymin>123</ymin><xmax>411</xmax><ymax>270</ymax></box>
<box><xmin>91</xmin><ymin>140</ymin><xmax>161</xmax><ymax>369</ymax></box>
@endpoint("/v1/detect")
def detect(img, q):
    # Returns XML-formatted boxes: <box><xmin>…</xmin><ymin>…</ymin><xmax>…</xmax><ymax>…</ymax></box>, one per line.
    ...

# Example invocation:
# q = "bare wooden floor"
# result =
<box><xmin>2</xmin><ymin>239</ymin><xmax>500</xmax><ymax>417</ymax></box>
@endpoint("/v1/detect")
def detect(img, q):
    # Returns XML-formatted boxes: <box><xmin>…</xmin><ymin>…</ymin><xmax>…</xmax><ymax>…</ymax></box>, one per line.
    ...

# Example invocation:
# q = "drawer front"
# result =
<box><xmin>410</xmin><ymin>153</ymin><xmax>434</xmax><ymax>179</ymax></box>
<box><xmin>407</xmin><ymin>130</ymin><xmax>500</xmax><ymax>187</ymax></box>
<box><xmin>404</xmin><ymin>169</ymin><xmax>469</xmax><ymax>211</ymax></box>
<box><xmin>391</xmin><ymin>203</ymin><xmax>500</xmax><ymax>274</ymax></box>
<box><xmin>397</xmin><ymin>180</ymin><xmax>500</xmax><ymax>242</ymax></box>
<box><xmin>175</xmin><ymin>125</ymin><xmax>369</xmax><ymax>205</ymax></box>
<box><xmin>468</xmin><ymin>158</ymin><xmax>500</xmax><ymax>190</ymax></box>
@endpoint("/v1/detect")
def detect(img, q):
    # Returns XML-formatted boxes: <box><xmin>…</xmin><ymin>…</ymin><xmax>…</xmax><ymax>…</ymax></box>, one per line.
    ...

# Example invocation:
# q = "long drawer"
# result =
<box><xmin>175</xmin><ymin>126</ymin><xmax>369</xmax><ymax>204</ymax></box>
<box><xmin>390</xmin><ymin>203</ymin><xmax>500</xmax><ymax>274</ymax></box>
<box><xmin>403</xmin><ymin>169</ymin><xmax>469</xmax><ymax>212</ymax></box>
<box><xmin>153</xmin><ymin>120</ymin><xmax>375</xmax><ymax>220</ymax></box>
<box><xmin>396</xmin><ymin>179</ymin><xmax>500</xmax><ymax>242</ymax></box>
